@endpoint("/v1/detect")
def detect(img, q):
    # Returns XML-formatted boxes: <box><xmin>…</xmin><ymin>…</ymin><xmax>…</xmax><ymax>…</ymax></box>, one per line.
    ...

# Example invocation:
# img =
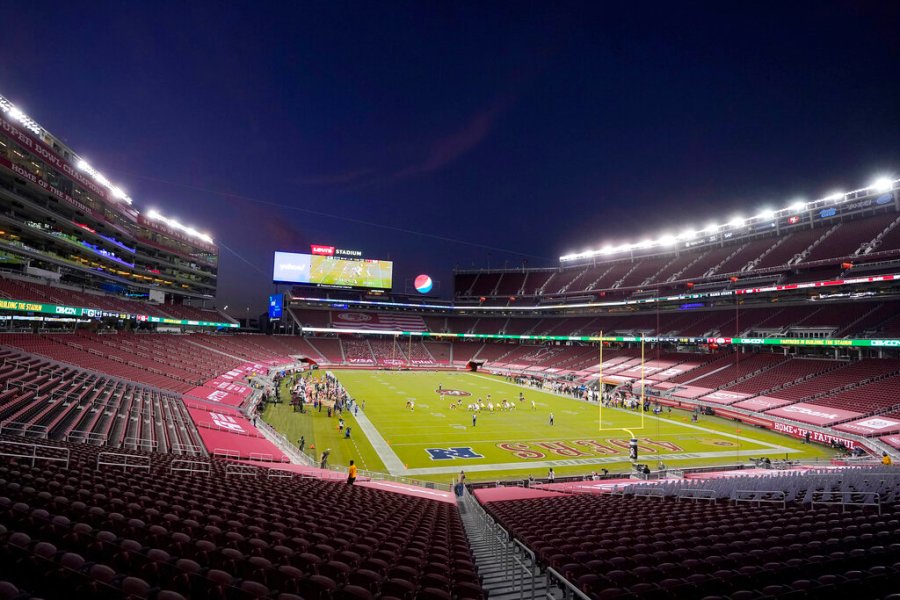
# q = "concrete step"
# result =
<box><xmin>458</xmin><ymin>496</ymin><xmax>556</xmax><ymax>599</ymax></box>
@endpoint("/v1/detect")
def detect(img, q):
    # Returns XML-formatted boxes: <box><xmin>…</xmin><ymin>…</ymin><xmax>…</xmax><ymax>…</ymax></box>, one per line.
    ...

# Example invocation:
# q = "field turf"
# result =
<box><xmin>262</xmin><ymin>370</ymin><xmax>837</xmax><ymax>484</ymax></box>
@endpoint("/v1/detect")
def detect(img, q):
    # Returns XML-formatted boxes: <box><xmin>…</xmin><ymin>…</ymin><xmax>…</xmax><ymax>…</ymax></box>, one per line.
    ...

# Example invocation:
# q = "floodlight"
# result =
<box><xmin>658</xmin><ymin>234</ymin><xmax>677</xmax><ymax>246</ymax></box>
<box><xmin>728</xmin><ymin>216</ymin><xmax>745</xmax><ymax>228</ymax></box>
<box><xmin>789</xmin><ymin>201</ymin><xmax>806</xmax><ymax>212</ymax></box>
<box><xmin>871</xmin><ymin>177</ymin><xmax>893</xmax><ymax>193</ymax></box>
<box><xmin>756</xmin><ymin>209</ymin><xmax>775</xmax><ymax>220</ymax></box>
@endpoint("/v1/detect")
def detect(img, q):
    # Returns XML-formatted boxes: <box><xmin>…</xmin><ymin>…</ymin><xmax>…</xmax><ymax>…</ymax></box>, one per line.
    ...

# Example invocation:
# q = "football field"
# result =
<box><xmin>263</xmin><ymin>370</ymin><xmax>836</xmax><ymax>484</ymax></box>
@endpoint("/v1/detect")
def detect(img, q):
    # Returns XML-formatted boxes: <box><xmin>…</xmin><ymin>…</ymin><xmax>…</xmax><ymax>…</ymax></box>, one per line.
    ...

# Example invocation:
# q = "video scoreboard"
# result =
<box><xmin>273</xmin><ymin>245</ymin><xmax>392</xmax><ymax>292</ymax></box>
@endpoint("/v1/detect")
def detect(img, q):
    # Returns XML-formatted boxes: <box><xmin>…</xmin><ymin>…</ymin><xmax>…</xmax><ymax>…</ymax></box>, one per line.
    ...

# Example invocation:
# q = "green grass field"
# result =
<box><xmin>262</xmin><ymin>370</ymin><xmax>837</xmax><ymax>484</ymax></box>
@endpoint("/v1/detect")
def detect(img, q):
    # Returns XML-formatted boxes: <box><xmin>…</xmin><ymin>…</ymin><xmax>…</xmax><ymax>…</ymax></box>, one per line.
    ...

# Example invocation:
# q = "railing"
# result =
<box><xmin>0</xmin><ymin>421</ymin><xmax>48</xmax><ymax>438</ymax></box>
<box><xmin>267</xmin><ymin>468</ymin><xmax>294</xmax><ymax>478</ymax></box>
<box><xmin>212</xmin><ymin>448</ymin><xmax>240</xmax><ymax>459</ymax></box>
<box><xmin>96</xmin><ymin>451</ymin><xmax>151</xmax><ymax>471</ymax></box>
<box><xmin>66</xmin><ymin>431</ymin><xmax>108</xmax><ymax>445</ymax></box>
<box><xmin>170</xmin><ymin>442</ymin><xmax>205</xmax><ymax>455</ymax></box>
<box><xmin>632</xmin><ymin>486</ymin><xmax>666</xmax><ymax>500</ymax></box>
<box><xmin>811</xmin><ymin>490</ymin><xmax>881</xmax><ymax>515</ymax></box>
<box><xmin>225</xmin><ymin>463</ymin><xmax>260</xmax><ymax>478</ymax></box>
<box><xmin>357</xmin><ymin>468</ymin><xmax>453</xmax><ymax>492</ymax></box>
<box><xmin>461</xmin><ymin>486</ymin><xmax>548</xmax><ymax>600</ymax></box>
<box><xmin>733</xmin><ymin>489</ymin><xmax>786</xmax><ymax>509</ymax></box>
<box><xmin>547</xmin><ymin>566</ymin><xmax>593</xmax><ymax>600</ymax></box>
<box><xmin>169</xmin><ymin>459</ymin><xmax>211</xmax><ymax>475</ymax></box>
<box><xmin>122</xmin><ymin>437</ymin><xmax>158</xmax><ymax>452</ymax></box>
<box><xmin>0</xmin><ymin>439</ymin><xmax>69</xmax><ymax>467</ymax></box>
<box><xmin>676</xmin><ymin>488</ymin><xmax>717</xmax><ymax>503</ymax></box>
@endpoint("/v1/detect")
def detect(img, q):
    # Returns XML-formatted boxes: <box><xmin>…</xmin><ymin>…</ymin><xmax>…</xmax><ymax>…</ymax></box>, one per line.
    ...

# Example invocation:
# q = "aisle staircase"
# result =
<box><xmin>458</xmin><ymin>489</ymin><xmax>576</xmax><ymax>599</ymax></box>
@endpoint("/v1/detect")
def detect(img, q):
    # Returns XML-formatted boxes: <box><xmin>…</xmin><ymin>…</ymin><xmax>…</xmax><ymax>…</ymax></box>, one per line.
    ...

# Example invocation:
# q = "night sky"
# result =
<box><xmin>1</xmin><ymin>1</ymin><xmax>899</xmax><ymax>313</ymax></box>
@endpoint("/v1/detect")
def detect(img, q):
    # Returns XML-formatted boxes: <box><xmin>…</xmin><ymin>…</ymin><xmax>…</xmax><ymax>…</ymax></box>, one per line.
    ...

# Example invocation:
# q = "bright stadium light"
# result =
<box><xmin>8</xmin><ymin>106</ymin><xmax>25</xmax><ymax>122</ymax></box>
<box><xmin>557</xmin><ymin>176</ymin><xmax>900</xmax><ymax>263</ymax></box>
<box><xmin>871</xmin><ymin>177</ymin><xmax>894</xmax><ymax>193</ymax></box>
<box><xmin>77</xmin><ymin>159</ymin><xmax>93</xmax><ymax>173</ymax></box>
<box><xmin>143</xmin><ymin>208</ymin><xmax>214</xmax><ymax>244</ymax></box>
<box><xmin>658</xmin><ymin>234</ymin><xmax>677</xmax><ymax>246</ymax></box>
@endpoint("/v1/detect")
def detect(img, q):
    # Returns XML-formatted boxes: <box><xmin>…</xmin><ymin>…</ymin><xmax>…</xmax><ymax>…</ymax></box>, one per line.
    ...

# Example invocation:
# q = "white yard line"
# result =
<box><xmin>350</xmin><ymin>406</ymin><xmax>406</xmax><ymax>474</ymax></box>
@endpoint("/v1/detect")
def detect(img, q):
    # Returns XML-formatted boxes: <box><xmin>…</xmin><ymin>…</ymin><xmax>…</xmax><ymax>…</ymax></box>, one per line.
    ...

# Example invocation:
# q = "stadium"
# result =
<box><xmin>3</xmin><ymin>4</ymin><xmax>900</xmax><ymax>596</ymax></box>
<box><xmin>1</xmin><ymin>88</ymin><xmax>900</xmax><ymax>600</ymax></box>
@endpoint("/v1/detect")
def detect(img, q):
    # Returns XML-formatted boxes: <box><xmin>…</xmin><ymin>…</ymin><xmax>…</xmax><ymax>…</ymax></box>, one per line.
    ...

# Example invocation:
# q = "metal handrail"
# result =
<box><xmin>811</xmin><ymin>490</ymin><xmax>881</xmax><ymax>515</ymax></box>
<box><xmin>547</xmin><ymin>566</ymin><xmax>592</xmax><ymax>600</ymax></box>
<box><xmin>96</xmin><ymin>451</ymin><xmax>151</xmax><ymax>471</ymax></box>
<box><xmin>0</xmin><ymin>440</ymin><xmax>69</xmax><ymax>468</ymax></box>
<box><xmin>169</xmin><ymin>459</ymin><xmax>211</xmax><ymax>475</ymax></box>
<box><xmin>733</xmin><ymin>489</ymin><xmax>786</xmax><ymax>509</ymax></box>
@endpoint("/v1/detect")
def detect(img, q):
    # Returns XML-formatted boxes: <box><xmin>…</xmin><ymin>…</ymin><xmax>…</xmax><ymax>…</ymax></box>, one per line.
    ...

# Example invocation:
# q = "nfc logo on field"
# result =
<box><xmin>426</xmin><ymin>447</ymin><xmax>484</xmax><ymax>461</ymax></box>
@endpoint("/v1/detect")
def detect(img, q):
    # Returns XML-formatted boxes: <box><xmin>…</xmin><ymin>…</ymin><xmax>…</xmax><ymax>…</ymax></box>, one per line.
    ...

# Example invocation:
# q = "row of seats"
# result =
<box><xmin>455</xmin><ymin>211</ymin><xmax>900</xmax><ymax>299</ymax></box>
<box><xmin>0</xmin><ymin>348</ymin><xmax>203</xmax><ymax>454</ymax></box>
<box><xmin>0</xmin><ymin>438</ymin><xmax>485</xmax><ymax>599</ymax></box>
<box><xmin>481</xmin><ymin>486</ymin><xmax>900</xmax><ymax>600</ymax></box>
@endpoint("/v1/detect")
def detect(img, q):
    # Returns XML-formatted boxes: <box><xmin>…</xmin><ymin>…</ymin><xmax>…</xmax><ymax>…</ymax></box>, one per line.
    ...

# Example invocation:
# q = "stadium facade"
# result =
<box><xmin>0</xmin><ymin>93</ymin><xmax>219</xmax><ymax>316</ymax></box>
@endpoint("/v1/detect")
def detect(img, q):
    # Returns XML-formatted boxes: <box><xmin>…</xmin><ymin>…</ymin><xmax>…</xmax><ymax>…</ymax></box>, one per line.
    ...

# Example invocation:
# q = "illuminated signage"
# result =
<box><xmin>0</xmin><ymin>297</ymin><xmax>237</xmax><ymax>328</ymax></box>
<box><xmin>310</xmin><ymin>244</ymin><xmax>363</xmax><ymax>258</ymax></box>
<box><xmin>268</xmin><ymin>294</ymin><xmax>283</xmax><ymax>319</ymax></box>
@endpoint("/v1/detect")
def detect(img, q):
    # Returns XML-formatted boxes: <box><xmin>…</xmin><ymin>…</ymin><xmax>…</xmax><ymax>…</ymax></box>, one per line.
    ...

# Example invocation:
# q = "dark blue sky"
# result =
<box><xmin>1</xmin><ymin>1</ymin><xmax>898</xmax><ymax>312</ymax></box>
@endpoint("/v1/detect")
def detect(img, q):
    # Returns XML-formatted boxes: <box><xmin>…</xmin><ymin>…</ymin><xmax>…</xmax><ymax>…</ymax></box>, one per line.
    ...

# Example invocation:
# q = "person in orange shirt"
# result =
<box><xmin>347</xmin><ymin>460</ymin><xmax>358</xmax><ymax>485</ymax></box>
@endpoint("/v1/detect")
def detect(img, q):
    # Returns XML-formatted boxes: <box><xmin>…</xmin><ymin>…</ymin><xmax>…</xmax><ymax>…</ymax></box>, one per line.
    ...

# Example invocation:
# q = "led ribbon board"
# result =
<box><xmin>299</xmin><ymin>326</ymin><xmax>900</xmax><ymax>347</ymax></box>
<box><xmin>0</xmin><ymin>298</ymin><xmax>238</xmax><ymax>328</ymax></box>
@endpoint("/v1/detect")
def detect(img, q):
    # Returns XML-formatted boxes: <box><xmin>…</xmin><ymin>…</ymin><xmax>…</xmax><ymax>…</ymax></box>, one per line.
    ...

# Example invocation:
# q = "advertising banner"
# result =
<box><xmin>699</xmin><ymin>390</ymin><xmax>753</xmax><ymax>405</ymax></box>
<box><xmin>733</xmin><ymin>396</ymin><xmax>793</xmax><ymax>411</ymax></box>
<box><xmin>835</xmin><ymin>416</ymin><xmax>900</xmax><ymax>436</ymax></box>
<box><xmin>772</xmin><ymin>421</ymin><xmax>857</xmax><ymax>449</ymax></box>
<box><xmin>765</xmin><ymin>402</ymin><xmax>862</xmax><ymax>426</ymax></box>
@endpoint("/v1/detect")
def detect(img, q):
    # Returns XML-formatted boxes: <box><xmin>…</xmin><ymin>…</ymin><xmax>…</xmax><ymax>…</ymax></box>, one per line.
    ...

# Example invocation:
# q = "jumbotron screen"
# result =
<box><xmin>273</xmin><ymin>251</ymin><xmax>392</xmax><ymax>291</ymax></box>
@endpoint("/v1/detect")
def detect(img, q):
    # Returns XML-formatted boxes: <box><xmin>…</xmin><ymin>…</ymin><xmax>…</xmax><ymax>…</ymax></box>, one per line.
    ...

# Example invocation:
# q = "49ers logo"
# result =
<box><xmin>437</xmin><ymin>389</ymin><xmax>471</xmax><ymax>397</ymax></box>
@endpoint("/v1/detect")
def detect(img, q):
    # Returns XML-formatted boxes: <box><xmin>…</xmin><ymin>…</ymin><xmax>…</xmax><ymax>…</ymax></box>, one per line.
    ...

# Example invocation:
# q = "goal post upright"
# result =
<box><xmin>598</xmin><ymin>331</ymin><xmax>645</xmax><ymax>456</ymax></box>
